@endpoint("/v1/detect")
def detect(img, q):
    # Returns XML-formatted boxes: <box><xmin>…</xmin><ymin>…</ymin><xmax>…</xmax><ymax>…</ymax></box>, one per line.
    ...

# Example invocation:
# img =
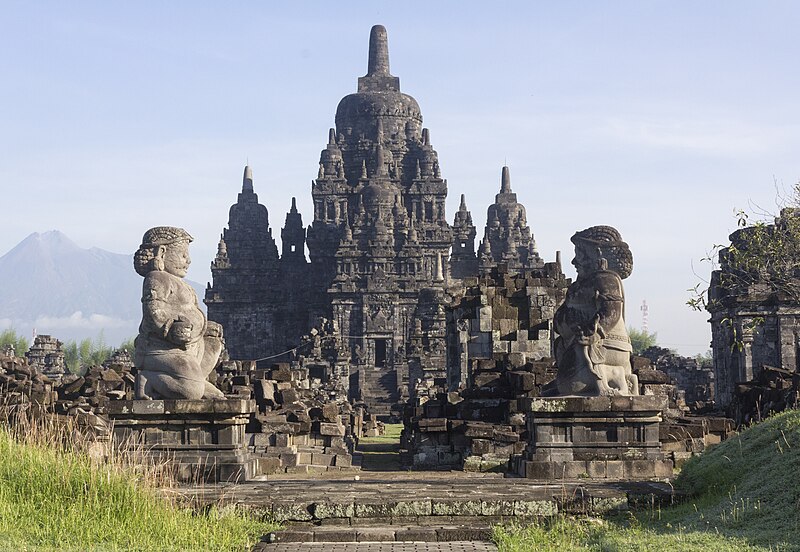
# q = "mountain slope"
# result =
<box><xmin>0</xmin><ymin>231</ymin><xmax>205</xmax><ymax>344</ymax></box>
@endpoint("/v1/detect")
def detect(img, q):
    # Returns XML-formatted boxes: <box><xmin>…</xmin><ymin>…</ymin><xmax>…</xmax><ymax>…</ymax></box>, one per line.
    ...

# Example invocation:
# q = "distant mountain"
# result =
<box><xmin>0</xmin><ymin>231</ymin><xmax>205</xmax><ymax>345</ymax></box>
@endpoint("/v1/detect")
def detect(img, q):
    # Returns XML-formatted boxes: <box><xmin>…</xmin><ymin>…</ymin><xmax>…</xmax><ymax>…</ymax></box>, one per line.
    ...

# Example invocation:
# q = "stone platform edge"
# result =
<box><xmin>518</xmin><ymin>395</ymin><xmax>667</xmax><ymax>413</ymax></box>
<box><xmin>107</xmin><ymin>398</ymin><xmax>255</xmax><ymax>417</ymax></box>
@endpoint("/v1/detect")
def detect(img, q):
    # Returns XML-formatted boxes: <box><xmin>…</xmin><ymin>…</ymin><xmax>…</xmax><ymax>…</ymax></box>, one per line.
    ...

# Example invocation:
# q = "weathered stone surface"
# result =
<box><xmin>513</xmin><ymin>396</ymin><xmax>671</xmax><ymax>481</ymax></box>
<box><xmin>108</xmin><ymin>399</ymin><xmax>256</xmax><ymax>483</ymax></box>
<box><xmin>477</xmin><ymin>166</ymin><xmax>543</xmax><ymax>274</ymax></box>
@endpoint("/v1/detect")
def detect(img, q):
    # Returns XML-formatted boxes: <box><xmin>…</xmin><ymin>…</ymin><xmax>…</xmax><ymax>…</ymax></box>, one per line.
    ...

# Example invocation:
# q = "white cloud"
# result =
<box><xmin>593</xmin><ymin>116</ymin><xmax>796</xmax><ymax>157</ymax></box>
<box><xmin>34</xmin><ymin>311</ymin><xmax>134</xmax><ymax>331</ymax></box>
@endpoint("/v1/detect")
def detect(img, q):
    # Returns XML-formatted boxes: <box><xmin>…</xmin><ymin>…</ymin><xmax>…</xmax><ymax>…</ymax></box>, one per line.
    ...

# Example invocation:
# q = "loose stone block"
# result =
<box><xmin>513</xmin><ymin>499</ymin><xmax>558</xmax><ymax>516</ymax></box>
<box><xmin>431</xmin><ymin>499</ymin><xmax>483</xmax><ymax>516</ymax></box>
<box><xmin>319</xmin><ymin>422</ymin><xmax>345</xmax><ymax>436</ymax></box>
<box><xmin>311</xmin><ymin>501</ymin><xmax>355</xmax><ymax>520</ymax></box>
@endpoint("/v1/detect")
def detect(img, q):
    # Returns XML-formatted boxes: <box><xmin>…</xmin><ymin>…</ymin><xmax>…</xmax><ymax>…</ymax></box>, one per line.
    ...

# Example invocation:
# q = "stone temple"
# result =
<box><xmin>206</xmin><ymin>25</ymin><xmax>560</xmax><ymax>416</ymax></box>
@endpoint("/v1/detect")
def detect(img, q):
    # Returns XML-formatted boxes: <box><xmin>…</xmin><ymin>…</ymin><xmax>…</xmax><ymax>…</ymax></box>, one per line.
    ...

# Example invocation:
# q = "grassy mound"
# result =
<box><xmin>664</xmin><ymin>407</ymin><xmax>800</xmax><ymax>547</ymax></box>
<box><xmin>0</xmin><ymin>424</ymin><xmax>274</xmax><ymax>551</ymax></box>
<box><xmin>495</xmin><ymin>409</ymin><xmax>800</xmax><ymax>551</ymax></box>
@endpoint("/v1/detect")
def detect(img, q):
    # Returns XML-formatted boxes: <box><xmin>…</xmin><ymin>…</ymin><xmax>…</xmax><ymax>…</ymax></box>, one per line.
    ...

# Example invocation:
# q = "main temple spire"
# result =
<box><xmin>367</xmin><ymin>24</ymin><xmax>390</xmax><ymax>76</ymax></box>
<box><xmin>500</xmin><ymin>166</ymin><xmax>512</xmax><ymax>193</ymax></box>
<box><xmin>358</xmin><ymin>24</ymin><xmax>400</xmax><ymax>92</ymax></box>
<box><xmin>243</xmin><ymin>165</ymin><xmax>254</xmax><ymax>193</ymax></box>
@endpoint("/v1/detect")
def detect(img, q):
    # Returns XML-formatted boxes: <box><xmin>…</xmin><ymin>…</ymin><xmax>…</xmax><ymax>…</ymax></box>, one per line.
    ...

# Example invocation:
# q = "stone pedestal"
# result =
<box><xmin>108</xmin><ymin>399</ymin><xmax>256</xmax><ymax>483</ymax></box>
<box><xmin>512</xmin><ymin>396</ymin><xmax>673</xmax><ymax>480</ymax></box>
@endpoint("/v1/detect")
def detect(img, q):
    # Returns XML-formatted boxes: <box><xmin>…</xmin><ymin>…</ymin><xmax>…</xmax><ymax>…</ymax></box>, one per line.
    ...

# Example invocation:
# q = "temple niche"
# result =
<box><xmin>205</xmin><ymin>25</ymin><xmax>566</xmax><ymax>417</ymax></box>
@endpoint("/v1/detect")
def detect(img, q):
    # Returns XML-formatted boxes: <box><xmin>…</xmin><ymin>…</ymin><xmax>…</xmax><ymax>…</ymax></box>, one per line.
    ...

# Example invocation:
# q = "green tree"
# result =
<box><xmin>627</xmin><ymin>327</ymin><xmax>658</xmax><ymax>355</ymax></box>
<box><xmin>0</xmin><ymin>328</ymin><xmax>30</xmax><ymax>357</ymax></box>
<box><xmin>695</xmin><ymin>349</ymin><xmax>713</xmax><ymax>367</ymax></box>
<box><xmin>118</xmin><ymin>337</ymin><xmax>135</xmax><ymax>354</ymax></box>
<box><xmin>63</xmin><ymin>340</ymin><xmax>80</xmax><ymax>374</ymax></box>
<box><xmin>61</xmin><ymin>332</ymin><xmax>134</xmax><ymax>374</ymax></box>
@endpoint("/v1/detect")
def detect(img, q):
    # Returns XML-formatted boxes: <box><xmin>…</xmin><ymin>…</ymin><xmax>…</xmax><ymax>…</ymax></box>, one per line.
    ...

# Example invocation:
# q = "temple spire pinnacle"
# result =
<box><xmin>500</xmin><ymin>165</ymin><xmax>512</xmax><ymax>193</ymax></box>
<box><xmin>290</xmin><ymin>197</ymin><xmax>298</xmax><ymax>214</ymax></box>
<box><xmin>328</xmin><ymin>128</ymin><xmax>336</xmax><ymax>145</ymax></box>
<box><xmin>459</xmin><ymin>194</ymin><xmax>468</xmax><ymax>211</ymax></box>
<box><xmin>367</xmin><ymin>24</ymin><xmax>390</xmax><ymax>76</ymax></box>
<box><xmin>243</xmin><ymin>165</ymin><xmax>254</xmax><ymax>193</ymax></box>
<box><xmin>358</xmin><ymin>24</ymin><xmax>400</xmax><ymax>92</ymax></box>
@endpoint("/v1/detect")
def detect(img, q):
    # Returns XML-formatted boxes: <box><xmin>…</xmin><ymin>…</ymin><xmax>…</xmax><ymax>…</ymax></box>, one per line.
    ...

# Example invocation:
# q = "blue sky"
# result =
<box><xmin>1</xmin><ymin>2</ymin><xmax>799</xmax><ymax>354</ymax></box>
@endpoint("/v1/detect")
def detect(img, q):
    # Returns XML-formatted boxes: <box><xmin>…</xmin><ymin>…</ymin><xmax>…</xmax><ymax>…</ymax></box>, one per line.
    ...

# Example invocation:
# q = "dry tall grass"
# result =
<box><xmin>0</xmin><ymin>398</ymin><xmax>274</xmax><ymax>551</ymax></box>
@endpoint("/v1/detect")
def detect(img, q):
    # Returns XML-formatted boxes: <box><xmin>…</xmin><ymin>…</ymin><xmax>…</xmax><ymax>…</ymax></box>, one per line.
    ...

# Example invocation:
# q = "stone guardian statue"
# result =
<box><xmin>133</xmin><ymin>226</ymin><xmax>226</xmax><ymax>400</ymax></box>
<box><xmin>553</xmin><ymin>226</ymin><xmax>638</xmax><ymax>396</ymax></box>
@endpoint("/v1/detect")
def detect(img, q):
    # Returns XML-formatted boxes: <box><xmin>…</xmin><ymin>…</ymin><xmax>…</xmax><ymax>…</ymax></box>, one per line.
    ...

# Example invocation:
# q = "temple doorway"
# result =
<box><xmin>374</xmin><ymin>338</ymin><xmax>388</xmax><ymax>368</ymax></box>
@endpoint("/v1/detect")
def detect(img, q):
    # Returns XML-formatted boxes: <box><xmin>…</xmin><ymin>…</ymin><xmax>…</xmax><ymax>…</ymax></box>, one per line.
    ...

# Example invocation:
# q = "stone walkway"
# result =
<box><xmin>255</xmin><ymin>543</ymin><xmax>497</xmax><ymax>552</ymax></box>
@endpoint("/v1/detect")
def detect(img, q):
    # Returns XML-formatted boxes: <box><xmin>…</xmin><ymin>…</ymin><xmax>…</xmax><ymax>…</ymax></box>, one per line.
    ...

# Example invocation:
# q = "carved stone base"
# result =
<box><xmin>107</xmin><ymin>399</ymin><xmax>256</xmax><ymax>483</ymax></box>
<box><xmin>512</xmin><ymin>396</ymin><xmax>673</xmax><ymax>480</ymax></box>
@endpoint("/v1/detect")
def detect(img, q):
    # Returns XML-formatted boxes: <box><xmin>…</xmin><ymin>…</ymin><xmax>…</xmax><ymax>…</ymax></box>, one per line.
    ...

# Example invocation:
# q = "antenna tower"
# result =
<box><xmin>640</xmin><ymin>299</ymin><xmax>649</xmax><ymax>334</ymax></box>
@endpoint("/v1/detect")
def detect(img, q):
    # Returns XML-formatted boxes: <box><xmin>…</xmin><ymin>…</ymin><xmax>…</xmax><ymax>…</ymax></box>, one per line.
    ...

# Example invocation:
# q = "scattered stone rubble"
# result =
<box><xmin>0</xmin><ymin>352</ymin><xmax>57</xmax><ymax>409</ymax></box>
<box><xmin>0</xmin><ymin>350</ymin><xmax>131</xmax><ymax>432</ymax></box>
<box><xmin>630</xmin><ymin>354</ymin><xmax>734</xmax><ymax>469</ymax></box>
<box><xmin>215</xmin><ymin>360</ymin><xmax>362</xmax><ymax>473</ymax></box>
<box><xmin>402</xmin><ymin>265</ymin><xmax>568</xmax><ymax>471</ymax></box>
<box><xmin>728</xmin><ymin>364</ymin><xmax>798</xmax><ymax>426</ymax></box>
<box><xmin>2</xmin><ymin>338</ymin><xmax>364</xmax><ymax>475</ymax></box>
<box><xmin>402</xmin><ymin>356</ymin><xmax>555</xmax><ymax>471</ymax></box>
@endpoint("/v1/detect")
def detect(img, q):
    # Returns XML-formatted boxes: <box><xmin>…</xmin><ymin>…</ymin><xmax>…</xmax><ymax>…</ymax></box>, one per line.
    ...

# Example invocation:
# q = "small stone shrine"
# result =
<box><xmin>513</xmin><ymin>227</ymin><xmax>672</xmax><ymax>480</ymax></box>
<box><xmin>109</xmin><ymin>227</ymin><xmax>256</xmax><ymax>482</ymax></box>
<box><xmin>25</xmin><ymin>334</ymin><xmax>66</xmax><ymax>382</ymax></box>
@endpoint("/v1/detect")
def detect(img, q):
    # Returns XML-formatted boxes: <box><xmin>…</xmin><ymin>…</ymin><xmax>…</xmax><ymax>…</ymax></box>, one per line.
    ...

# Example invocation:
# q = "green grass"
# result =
<box><xmin>493</xmin><ymin>515</ymin><xmax>762</xmax><ymax>551</ymax></box>
<box><xmin>495</xmin><ymin>409</ymin><xmax>800</xmax><ymax>551</ymax></box>
<box><xmin>0</xmin><ymin>424</ymin><xmax>277</xmax><ymax>551</ymax></box>
<box><xmin>357</xmin><ymin>423</ymin><xmax>403</xmax><ymax>471</ymax></box>
<box><xmin>362</xmin><ymin>422</ymin><xmax>403</xmax><ymax>442</ymax></box>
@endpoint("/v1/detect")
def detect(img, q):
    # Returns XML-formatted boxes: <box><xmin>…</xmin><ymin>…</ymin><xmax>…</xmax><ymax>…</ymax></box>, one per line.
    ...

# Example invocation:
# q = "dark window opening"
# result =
<box><xmin>374</xmin><ymin>339</ymin><xmax>387</xmax><ymax>368</ymax></box>
<box><xmin>425</xmin><ymin>202</ymin><xmax>434</xmax><ymax>221</ymax></box>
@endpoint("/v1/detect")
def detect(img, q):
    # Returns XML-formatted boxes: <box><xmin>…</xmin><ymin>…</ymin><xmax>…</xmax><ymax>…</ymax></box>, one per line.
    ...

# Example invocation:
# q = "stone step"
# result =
<box><xmin>263</xmin><ymin>524</ymin><xmax>493</xmax><ymax>544</ymax></box>
<box><xmin>254</xmin><ymin>542</ymin><xmax>498</xmax><ymax>552</ymax></box>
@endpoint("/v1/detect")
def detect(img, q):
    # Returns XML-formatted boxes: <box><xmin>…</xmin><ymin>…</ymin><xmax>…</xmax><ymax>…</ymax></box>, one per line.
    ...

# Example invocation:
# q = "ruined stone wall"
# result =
<box><xmin>216</xmin><ymin>360</ymin><xmax>360</xmax><ymax>473</ymax></box>
<box><xmin>708</xmin><ymin>209</ymin><xmax>800</xmax><ymax>409</ymax></box>
<box><xmin>447</xmin><ymin>264</ymin><xmax>569</xmax><ymax>391</ymax></box>
<box><xmin>401</xmin><ymin>264</ymin><xmax>569</xmax><ymax>471</ymax></box>
<box><xmin>641</xmin><ymin>347</ymin><xmax>715</xmax><ymax>406</ymax></box>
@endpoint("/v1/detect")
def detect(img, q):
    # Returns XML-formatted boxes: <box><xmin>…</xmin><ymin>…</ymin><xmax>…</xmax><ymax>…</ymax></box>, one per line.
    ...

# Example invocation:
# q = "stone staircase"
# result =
<box><xmin>259</xmin><ymin>523</ymin><xmax>493</xmax><ymax>546</ymax></box>
<box><xmin>361</xmin><ymin>367</ymin><xmax>402</xmax><ymax>420</ymax></box>
<box><xmin>177</xmin><ymin>472</ymin><xmax>679</xmax><ymax>549</ymax></box>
